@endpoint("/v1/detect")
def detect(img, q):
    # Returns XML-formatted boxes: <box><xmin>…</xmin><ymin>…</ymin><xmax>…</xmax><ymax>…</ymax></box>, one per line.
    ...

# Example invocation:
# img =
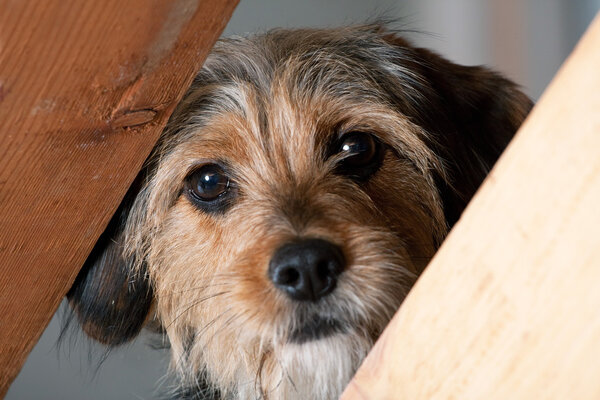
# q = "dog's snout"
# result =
<box><xmin>268</xmin><ymin>238</ymin><xmax>345</xmax><ymax>302</ymax></box>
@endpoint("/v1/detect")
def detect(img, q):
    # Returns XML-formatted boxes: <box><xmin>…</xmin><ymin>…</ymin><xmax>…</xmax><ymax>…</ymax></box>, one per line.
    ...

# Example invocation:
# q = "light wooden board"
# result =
<box><xmin>342</xmin><ymin>12</ymin><xmax>600</xmax><ymax>400</ymax></box>
<box><xmin>0</xmin><ymin>0</ymin><xmax>238</xmax><ymax>395</ymax></box>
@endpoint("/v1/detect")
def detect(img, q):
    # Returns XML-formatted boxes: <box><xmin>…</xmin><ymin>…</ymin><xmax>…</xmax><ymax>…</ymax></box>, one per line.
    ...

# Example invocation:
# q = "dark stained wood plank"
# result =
<box><xmin>0</xmin><ymin>0</ymin><xmax>238</xmax><ymax>395</ymax></box>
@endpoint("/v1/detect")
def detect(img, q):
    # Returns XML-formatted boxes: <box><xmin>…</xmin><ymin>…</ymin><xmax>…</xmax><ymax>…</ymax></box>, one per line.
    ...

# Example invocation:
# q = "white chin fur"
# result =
<box><xmin>237</xmin><ymin>332</ymin><xmax>372</xmax><ymax>400</ymax></box>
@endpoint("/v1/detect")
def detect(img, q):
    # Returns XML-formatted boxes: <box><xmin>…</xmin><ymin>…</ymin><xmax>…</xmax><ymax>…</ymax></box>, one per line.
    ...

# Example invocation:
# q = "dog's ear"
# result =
<box><xmin>412</xmin><ymin>46</ymin><xmax>533</xmax><ymax>227</ymax></box>
<box><xmin>380</xmin><ymin>32</ymin><xmax>532</xmax><ymax>227</ymax></box>
<box><xmin>67</xmin><ymin>179</ymin><xmax>153</xmax><ymax>346</ymax></box>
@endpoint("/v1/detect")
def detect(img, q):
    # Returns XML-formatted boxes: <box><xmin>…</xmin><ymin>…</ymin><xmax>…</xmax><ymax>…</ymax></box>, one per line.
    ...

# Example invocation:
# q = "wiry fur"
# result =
<box><xmin>68</xmin><ymin>24</ymin><xmax>532</xmax><ymax>399</ymax></box>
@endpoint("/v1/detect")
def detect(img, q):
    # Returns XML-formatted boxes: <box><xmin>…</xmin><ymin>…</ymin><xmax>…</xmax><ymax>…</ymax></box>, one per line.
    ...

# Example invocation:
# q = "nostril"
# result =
<box><xmin>316</xmin><ymin>260</ymin><xmax>330</xmax><ymax>280</ymax></box>
<box><xmin>275</xmin><ymin>266</ymin><xmax>300</xmax><ymax>286</ymax></box>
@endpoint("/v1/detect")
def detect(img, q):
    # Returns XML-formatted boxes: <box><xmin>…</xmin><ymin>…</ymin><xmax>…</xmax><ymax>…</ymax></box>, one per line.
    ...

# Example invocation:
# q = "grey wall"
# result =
<box><xmin>7</xmin><ymin>1</ymin><xmax>599</xmax><ymax>399</ymax></box>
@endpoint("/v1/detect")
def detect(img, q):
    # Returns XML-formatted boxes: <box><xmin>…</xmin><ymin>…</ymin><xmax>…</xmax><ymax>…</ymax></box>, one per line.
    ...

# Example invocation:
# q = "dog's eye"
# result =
<box><xmin>187</xmin><ymin>164</ymin><xmax>229</xmax><ymax>200</ymax></box>
<box><xmin>185</xmin><ymin>164</ymin><xmax>234</xmax><ymax>213</ymax></box>
<box><xmin>335</xmin><ymin>132</ymin><xmax>383</xmax><ymax>180</ymax></box>
<box><xmin>338</xmin><ymin>132</ymin><xmax>377</xmax><ymax>165</ymax></box>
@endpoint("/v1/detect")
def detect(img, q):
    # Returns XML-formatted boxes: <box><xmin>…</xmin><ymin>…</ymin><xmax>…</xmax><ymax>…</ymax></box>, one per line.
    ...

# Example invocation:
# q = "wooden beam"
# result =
<box><xmin>342</xmin><ymin>12</ymin><xmax>600</xmax><ymax>400</ymax></box>
<box><xmin>0</xmin><ymin>0</ymin><xmax>237</xmax><ymax>395</ymax></box>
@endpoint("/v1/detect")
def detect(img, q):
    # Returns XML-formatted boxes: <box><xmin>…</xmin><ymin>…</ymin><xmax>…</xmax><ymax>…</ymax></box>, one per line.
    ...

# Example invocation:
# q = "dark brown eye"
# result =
<box><xmin>185</xmin><ymin>164</ymin><xmax>234</xmax><ymax>213</ymax></box>
<box><xmin>338</xmin><ymin>132</ymin><xmax>378</xmax><ymax>166</ymax></box>
<box><xmin>335</xmin><ymin>132</ymin><xmax>383</xmax><ymax>180</ymax></box>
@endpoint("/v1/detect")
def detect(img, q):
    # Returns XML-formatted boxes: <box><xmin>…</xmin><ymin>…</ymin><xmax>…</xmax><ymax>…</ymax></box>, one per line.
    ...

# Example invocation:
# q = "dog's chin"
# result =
<box><xmin>266</xmin><ymin>328</ymin><xmax>372</xmax><ymax>400</ymax></box>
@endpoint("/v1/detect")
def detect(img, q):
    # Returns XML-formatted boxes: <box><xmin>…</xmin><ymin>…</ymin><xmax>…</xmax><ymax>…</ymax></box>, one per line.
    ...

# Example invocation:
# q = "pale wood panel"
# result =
<box><xmin>0</xmin><ymin>0</ymin><xmax>238</xmax><ymax>395</ymax></box>
<box><xmin>342</xmin><ymin>13</ymin><xmax>600</xmax><ymax>400</ymax></box>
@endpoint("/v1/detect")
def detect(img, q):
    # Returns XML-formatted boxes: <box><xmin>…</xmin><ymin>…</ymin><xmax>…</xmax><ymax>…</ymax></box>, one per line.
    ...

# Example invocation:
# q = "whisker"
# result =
<box><xmin>157</xmin><ymin>272</ymin><xmax>240</xmax><ymax>287</ymax></box>
<box><xmin>255</xmin><ymin>350</ymin><xmax>269</xmax><ymax>399</ymax></box>
<box><xmin>166</xmin><ymin>291</ymin><xmax>230</xmax><ymax>329</ymax></box>
<box><xmin>162</xmin><ymin>281</ymin><xmax>233</xmax><ymax>296</ymax></box>
<box><xmin>193</xmin><ymin>307</ymin><xmax>233</xmax><ymax>342</ymax></box>
<box><xmin>203</xmin><ymin>312</ymin><xmax>240</xmax><ymax>347</ymax></box>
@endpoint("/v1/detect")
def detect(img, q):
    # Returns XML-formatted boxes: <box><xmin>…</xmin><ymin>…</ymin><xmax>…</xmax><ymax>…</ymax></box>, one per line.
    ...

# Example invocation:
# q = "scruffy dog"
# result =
<box><xmin>68</xmin><ymin>24</ymin><xmax>531</xmax><ymax>399</ymax></box>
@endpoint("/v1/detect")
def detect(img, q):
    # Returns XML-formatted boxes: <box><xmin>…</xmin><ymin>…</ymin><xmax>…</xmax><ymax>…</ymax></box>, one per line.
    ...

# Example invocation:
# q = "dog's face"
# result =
<box><xmin>69</xmin><ymin>25</ymin><xmax>531</xmax><ymax>399</ymax></box>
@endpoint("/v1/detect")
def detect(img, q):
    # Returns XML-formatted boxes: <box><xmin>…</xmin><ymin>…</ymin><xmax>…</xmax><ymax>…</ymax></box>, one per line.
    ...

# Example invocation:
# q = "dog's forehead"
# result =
<box><xmin>175</xmin><ymin>82</ymin><xmax>404</xmax><ymax>182</ymax></box>
<box><xmin>168</xmin><ymin>30</ymin><xmax>426</xmax><ymax>163</ymax></box>
<box><xmin>154</xmin><ymin>27</ymin><xmax>438</xmax><ymax>193</ymax></box>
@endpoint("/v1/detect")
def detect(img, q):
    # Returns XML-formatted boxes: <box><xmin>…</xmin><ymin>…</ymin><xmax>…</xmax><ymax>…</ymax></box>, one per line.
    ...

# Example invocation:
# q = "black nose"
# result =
<box><xmin>268</xmin><ymin>238</ymin><xmax>345</xmax><ymax>302</ymax></box>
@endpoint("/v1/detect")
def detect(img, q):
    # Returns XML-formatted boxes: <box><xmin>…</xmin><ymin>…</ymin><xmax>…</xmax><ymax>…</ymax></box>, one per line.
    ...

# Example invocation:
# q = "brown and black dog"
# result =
<box><xmin>68</xmin><ymin>24</ymin><xmax>531</xmax><ymax>399</ymax></box>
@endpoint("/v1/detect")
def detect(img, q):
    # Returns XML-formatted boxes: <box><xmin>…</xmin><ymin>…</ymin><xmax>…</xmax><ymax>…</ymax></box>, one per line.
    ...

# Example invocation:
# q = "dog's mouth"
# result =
<box><xmin>289</xmin><ymin>315</ymin><xmax>346</xmax><ymax>344</ymax></box>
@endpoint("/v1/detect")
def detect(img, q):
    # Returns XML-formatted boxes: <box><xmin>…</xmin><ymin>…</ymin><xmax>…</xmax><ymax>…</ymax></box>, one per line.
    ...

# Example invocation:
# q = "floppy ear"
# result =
<box><xmin>411</xmin><ymin>46</ymin><xmax>533</xmax><ymax>227</ymax></box>
<box><xmin>67</xmin><ymin>180</ymin><xmax>153</xmax><ymax>346</ymax></box>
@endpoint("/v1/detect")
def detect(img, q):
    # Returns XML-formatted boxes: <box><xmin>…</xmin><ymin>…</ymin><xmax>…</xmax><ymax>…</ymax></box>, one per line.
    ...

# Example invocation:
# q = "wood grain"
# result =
<box><xmin>0</xmin><ymin>0</ymin><xmax>237</xmax><ymax>395</ymax></box>
<box><xmin>342</xmin><ymin>12</ymin><xmax>600</xmax><ymax>400</ymax></box>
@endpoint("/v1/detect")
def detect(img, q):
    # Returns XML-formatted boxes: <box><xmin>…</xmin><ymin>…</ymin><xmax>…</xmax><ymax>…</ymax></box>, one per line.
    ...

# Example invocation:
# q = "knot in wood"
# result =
<box><xmin>111</xmin><ymin>109</ymin><xmax>157</xmax><ymax>129</ymax></box>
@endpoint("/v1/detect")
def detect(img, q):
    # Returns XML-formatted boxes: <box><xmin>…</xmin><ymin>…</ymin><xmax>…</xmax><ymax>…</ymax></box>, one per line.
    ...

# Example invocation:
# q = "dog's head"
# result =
<box><xmin>69</xmin><ymin>25</ymin><xmax>531</xmax><ymax>399</ymax></box>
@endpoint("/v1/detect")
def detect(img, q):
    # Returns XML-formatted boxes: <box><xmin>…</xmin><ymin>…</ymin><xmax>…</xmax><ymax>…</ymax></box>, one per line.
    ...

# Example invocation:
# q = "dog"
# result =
<box><xmin>68</xmin><ymin>23</ymin><xmax>532</xmax><ymax>399</ymax></box>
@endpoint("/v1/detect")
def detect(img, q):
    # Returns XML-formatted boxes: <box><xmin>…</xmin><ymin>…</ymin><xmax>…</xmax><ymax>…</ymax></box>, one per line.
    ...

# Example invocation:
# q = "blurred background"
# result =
<box><xmin>7</xmin><ymin>0</ymin><xmax>600</xmax><ymax>398</ymax></box>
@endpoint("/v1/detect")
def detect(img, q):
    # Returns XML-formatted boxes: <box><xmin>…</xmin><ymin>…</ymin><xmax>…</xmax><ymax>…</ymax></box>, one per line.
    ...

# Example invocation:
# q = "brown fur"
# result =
<box><xmin>68</xmin><ymin>24</ymin><xmax>532</xmax><ymax>399</ymax></box>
